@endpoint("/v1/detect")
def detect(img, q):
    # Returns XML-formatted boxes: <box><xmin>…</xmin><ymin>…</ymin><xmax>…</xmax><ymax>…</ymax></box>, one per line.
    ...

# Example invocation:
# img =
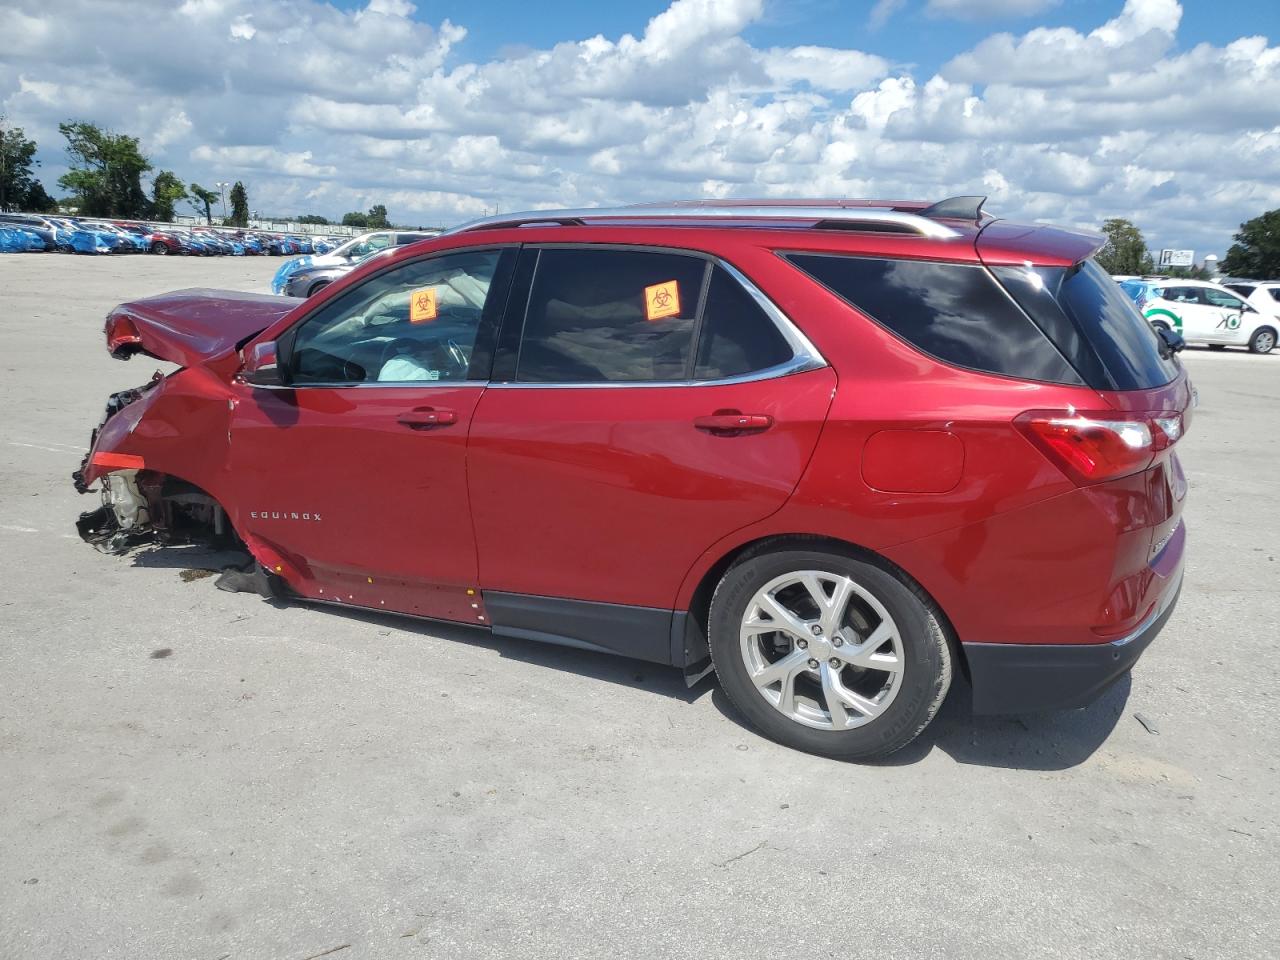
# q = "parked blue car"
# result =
<box><xmin>0</xmin><ymin>226</ymin><xmax>48</xmax><ymax>252</ymax></box>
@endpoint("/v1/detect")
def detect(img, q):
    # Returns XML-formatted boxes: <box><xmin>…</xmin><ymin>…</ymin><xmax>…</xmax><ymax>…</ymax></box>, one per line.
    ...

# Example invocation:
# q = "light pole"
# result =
<box><xmin>215</xmin><ymin>181</ymin><xmax>229</xmax><ymax>220</ymax></box>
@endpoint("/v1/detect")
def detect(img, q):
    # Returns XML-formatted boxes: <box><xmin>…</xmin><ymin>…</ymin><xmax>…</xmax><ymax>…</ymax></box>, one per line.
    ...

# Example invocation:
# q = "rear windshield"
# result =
<box><xmin>993</xmin><ymin>259</ymin><xmax>1179</xmax><ymax>390</ymax></box>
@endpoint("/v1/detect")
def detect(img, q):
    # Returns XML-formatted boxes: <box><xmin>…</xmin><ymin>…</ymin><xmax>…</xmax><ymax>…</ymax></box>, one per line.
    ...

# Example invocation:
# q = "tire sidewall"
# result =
<box><xmin>709</xmin><ymin>549</ymin><xmax>949</xmax><ymax>760</ymax></box>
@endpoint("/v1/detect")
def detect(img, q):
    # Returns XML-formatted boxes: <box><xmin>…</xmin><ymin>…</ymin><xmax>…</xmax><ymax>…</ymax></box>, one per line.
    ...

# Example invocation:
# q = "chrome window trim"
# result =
<box><xmin>268</xmin><ymin>244</ymin><xmax>827</xmax><ymax>391</ymax></box>
<box><xmin>244</xmin><ymin>379</ymin><xmax>488</xmax><ymax>391</ymax></box>
<box><xmin>487</xmin><ymin>355</ymin><xmax>823</xmax><ymax>390</ymax></box>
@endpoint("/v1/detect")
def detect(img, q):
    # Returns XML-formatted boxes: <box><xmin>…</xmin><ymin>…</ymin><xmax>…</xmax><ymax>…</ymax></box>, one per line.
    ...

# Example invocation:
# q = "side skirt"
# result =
<box><xmin>484</xmin><ymin>592</ymin><xmax>677</xmax><ymax>666</ymax></box>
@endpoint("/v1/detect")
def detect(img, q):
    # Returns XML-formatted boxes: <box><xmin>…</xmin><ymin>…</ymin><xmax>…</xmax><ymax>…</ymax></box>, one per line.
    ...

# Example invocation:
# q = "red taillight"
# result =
<box><xmin>1015</xmin><ymin>410</ymin><xmax>1183</xmax><ymax>485</ymax></box>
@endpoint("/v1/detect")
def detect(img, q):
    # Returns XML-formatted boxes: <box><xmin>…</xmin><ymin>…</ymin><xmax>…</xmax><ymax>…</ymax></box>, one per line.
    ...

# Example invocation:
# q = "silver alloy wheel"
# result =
<box><xmin>739</xmin><ymin>570</ymin><xmax>905</xmax><ymax>730</ymax></box>
<box><xmin>1255</xmin><ymin>330</ymin><xmax>1276</xmax><ymax>354</ymax></box>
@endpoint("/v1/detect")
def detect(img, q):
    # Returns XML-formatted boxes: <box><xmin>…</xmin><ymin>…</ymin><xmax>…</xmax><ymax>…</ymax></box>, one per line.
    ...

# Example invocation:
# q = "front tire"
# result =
<box><xmin>151</xmin><ymin>241</ymin><xmax>169</xmax><ymax>255</ymax></box>
<box><xmin>1249</xmin><ymin>327</ymin><xmax>1277</xmax><ymax>355</ymax></box>
<box><xmin>708</xmin><ymin>547</ymin><xmax>951</xmax><ymax>760</ymax></box>
<box><xmin>307</xmin><ymin>279</ymin><xmax>331</xmax><ymax>298</ymax></box>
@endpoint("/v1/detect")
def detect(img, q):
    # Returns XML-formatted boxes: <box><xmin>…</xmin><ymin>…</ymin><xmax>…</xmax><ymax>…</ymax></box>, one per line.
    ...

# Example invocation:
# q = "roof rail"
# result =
<box><xmin>442</xmin><ymin>205</ymin><xmax>963</xmax><ymax>239</ymax></box>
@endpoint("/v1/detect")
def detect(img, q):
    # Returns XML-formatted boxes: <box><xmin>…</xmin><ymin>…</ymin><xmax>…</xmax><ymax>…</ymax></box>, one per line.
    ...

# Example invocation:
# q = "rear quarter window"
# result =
<box><xmin>994</xmin><ymin>259</ymin><xmax>1179</xmax><ymax>391</ymax></box>
<box><xmin>785</xmin><ymin>253</ymin><xmax>1083</xmax><ymax>385</ymax></box>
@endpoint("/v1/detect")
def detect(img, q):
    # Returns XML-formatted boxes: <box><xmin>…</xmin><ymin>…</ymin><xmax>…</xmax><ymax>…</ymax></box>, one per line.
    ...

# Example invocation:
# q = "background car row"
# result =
<box><xmin>0</xmin><ymin>212</ymin><xmax>343</xmax><ymax>257</ymax></box>
<box><xmin>1117</xmin><ymin>275</ymin><xmax>1280</xmax><ymax>355</ymax></box>
<box><xmin>271</xmin><ymin>229</ymin><xmax>440</xmax><ymax>296</ymax></box>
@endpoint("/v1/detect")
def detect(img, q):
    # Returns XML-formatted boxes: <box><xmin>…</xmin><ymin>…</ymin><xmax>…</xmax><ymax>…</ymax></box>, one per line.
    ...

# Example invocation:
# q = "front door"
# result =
<box><xmin>228</xmin><ymin>247</ymin><xmax>515</xmax><ymax>622</ymax></box>
<box><xmin>467</xmin><ymin>246</ymin><xmax>834</xmax><ymax>659</ymax></box>
<box><xmin>1199</xmin><ymin>286</ymin><xmax>1251</xmax><ymax>344</ymax></box>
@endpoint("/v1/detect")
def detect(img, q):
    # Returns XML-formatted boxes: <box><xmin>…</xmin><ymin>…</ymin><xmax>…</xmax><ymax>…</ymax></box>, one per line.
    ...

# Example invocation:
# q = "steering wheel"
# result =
<box><xmin>376</xmin><ymin>337</ymin><xmax>470</xmax><ymax>380</ymax></box>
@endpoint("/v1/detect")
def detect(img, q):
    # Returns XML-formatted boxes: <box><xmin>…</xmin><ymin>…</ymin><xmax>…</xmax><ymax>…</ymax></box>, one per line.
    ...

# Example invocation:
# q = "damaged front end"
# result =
<box><xmin>73</xmin><ymin>374</ymin><xmax>234</xmax><ymax>556</ymax></box>
<box><xmin>75</xmin><ymin>468</ymin><xmax>235</xmax><ymax>556</ymax></box>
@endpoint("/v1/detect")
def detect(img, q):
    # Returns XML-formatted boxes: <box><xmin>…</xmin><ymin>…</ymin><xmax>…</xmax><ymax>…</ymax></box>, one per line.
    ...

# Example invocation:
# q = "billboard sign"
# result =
<box><xmin>1159</xmin><ymin>249</ymin><xmax>1195</xmax><ymax>268</ymax></box>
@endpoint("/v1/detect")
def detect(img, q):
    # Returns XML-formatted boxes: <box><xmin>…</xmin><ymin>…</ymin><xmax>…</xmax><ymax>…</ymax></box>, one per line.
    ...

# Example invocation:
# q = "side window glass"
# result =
<box><xmin>694</xmin><ymin>266</ymin><xmax>793</xmax><ymax>379</ymax></box>
<box><xmin>1203</xmin><ymin>288</ymin><xmax>1242</xmax><ymax>308</ymax></box>
<box><xmin>289</xmin><ymin>250</ymin><xmax>502</xmax><ymax>385</ymax></box>
<box><xmin>516</xmin><ymin>249</ymin><xmax>707</xmax><ymax>383</ymax></box>
<box><xmin>789</xmin><ymin>253</ymin><xmax>1082</xmax><ymax>385</ymax></box>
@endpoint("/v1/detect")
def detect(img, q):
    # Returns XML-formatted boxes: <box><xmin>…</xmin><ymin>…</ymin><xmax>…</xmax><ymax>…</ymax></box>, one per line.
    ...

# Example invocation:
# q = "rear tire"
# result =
<box><xmin>1249</xmin><ymin>327</ymin><xmax>1277</xmax><ymax>355</ymax></box>
<box><xmin>151</xmin><ymin>241</ymin><xmax>168</xmax><ymax>255</ymax></box>
<box><xmin>708</xmin><ymin>547</ymin><xmax>951</xmax><ymax>760</ymax></box>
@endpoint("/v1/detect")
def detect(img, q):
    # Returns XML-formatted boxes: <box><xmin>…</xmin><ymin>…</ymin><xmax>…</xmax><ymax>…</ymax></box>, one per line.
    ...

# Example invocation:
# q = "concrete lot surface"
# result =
<box><xmin>1</xmin><ymin>254</ymin><xmax>1277</xmax><ymax>959</ymax></box>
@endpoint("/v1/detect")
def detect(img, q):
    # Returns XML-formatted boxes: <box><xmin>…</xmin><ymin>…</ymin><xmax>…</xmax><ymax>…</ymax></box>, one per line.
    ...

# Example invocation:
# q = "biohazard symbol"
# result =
<box><xmin>644</xmin><ymin>280</ymin><xmax>681</xmax><ymax>321</ymax></box>
<box><xmin>410</xmin><ymin>287</ymin><xmax>438</xmax><ymax>323</ymax></box>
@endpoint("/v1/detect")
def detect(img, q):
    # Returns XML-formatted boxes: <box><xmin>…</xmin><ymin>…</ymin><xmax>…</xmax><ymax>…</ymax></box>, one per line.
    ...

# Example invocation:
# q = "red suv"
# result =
<box><xmin>74</xmin><ymin>198</ymin><xmax>1189</xmax><ymax>759</ymax></box>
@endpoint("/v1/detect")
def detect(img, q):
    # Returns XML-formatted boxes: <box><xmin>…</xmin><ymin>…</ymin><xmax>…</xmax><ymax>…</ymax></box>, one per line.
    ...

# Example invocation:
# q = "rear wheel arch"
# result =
<box><xmin>681</xmin><ymin>533</ymin><xmax>966</xmax><ymax>678</ymax></box>
<box><xmin>1249</xmin><ymin>325</ymin><xmax>1277</xmax><ymax>354</ymax></box>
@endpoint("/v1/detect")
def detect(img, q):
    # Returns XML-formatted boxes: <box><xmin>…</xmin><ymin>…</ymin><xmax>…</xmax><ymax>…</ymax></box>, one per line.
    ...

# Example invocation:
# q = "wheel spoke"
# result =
<box><xmin>750</xmin><ymin>648</ymin><xmax>808</xmax><ymax>690</ymax></box>
<box><xmin>756</xmin><ymin>593</ymin><xmax>814</xmax><ymax>642</ymax></box>
<box><xmin>820</xmin><ymin>576</ymin><xmax>855</xmax><ymax>635</ymax></box>
<box><xmin>820</xmin><ymin>663</ymin><xmax>849</xmax><ymax>728</ymax></box>
<box><xmin>776</xmin><ymin>662</ymin><xmax>800</xmax><ymax>717</ymax></box>
<box><xmin>840</xmin><ymin>621</ymin><xmax>902</xmax><ymax>673</ymax></box>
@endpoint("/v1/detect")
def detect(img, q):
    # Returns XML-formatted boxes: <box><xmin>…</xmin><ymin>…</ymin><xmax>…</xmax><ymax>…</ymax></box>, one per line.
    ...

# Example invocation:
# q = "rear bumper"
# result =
<box><xmin>962</xmin><ymin>570</ymin><xmax>1182</xmax><ymax>715</ymax></box>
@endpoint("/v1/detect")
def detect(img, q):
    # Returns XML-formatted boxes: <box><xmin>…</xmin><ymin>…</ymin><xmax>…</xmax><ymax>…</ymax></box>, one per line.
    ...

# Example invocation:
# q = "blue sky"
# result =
<box><xmin>371</xmin><ymin>0</ymin><xmax>1280</xmax><ymax>73</ymax></box>
<box><xmin>3</xmin><ymin>0</ymin><xmax>1280</xmax><ymax>254</ymax></box>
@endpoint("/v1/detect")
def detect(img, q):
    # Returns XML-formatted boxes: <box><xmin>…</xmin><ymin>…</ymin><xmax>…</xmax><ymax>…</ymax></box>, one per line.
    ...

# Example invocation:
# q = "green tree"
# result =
<box><xmin>56</xmin><ymin>121</ymin><xmax>152</xmax><ymax>217</ymax></box>
<box><xmin>1095</xmin><ymin>218</ymin><xmax>1154</xmax><ymax>276</ymax></box>
<box><xmin>1221</xmin><ymin>209</ymin><xmax>1280</xmax><ymax>280</ymax></box>
<box><xmin>189</xmin><ymin>183</ymin><xmax>220</xmax><ymax>224</ymax></box>
<box><xmin>297</xmin><ymin>214</ymin><xmax>329</xmax><ymax>225</ymax></box>
<box><xmin>228</xmin><ymin>180</ymin><xmax>249</xmax><ymax>227</ymax></box>
<box><xmin>366</xmin><ymin>203</ymin><xmax>390</xmax><ymax>228</ymax></box>
<box><xmin>341</xmin><ymin>210</ymin><xmax>369</xmax><ymax>228</ymax></box>
<box><xmin>0</xmin><ymin>117</ymin><xmax>42</xmax><ymax>211</ymax></box>
<box><xmin>23</xmin><ymin>181</ymin><xmax>59</xmax><ymax>213</ymax></box>
<box><xmin>150</xmin><ymin>170</ymin><xmax>187</xmax><ymax>222</ymax></box>
<box><xmin>1161</xmin><ymin>264</ymin><xmax>1212</xmax><ymax>281</ymax></box>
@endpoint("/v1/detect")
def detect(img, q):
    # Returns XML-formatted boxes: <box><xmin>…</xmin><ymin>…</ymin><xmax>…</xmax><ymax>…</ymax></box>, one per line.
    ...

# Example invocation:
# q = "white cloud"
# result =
<box><xmin>0</xmin><ymin>0</ymin><xmax>1275</xmax><ymax>255</ymax></box>
<box><xmin>869</xmin><ymin>0</ymin><xmax>907</xmax><ymax>30</ymax></box>
<box><xmin>926</xmin><ymin>0</ymin><xmax>1061</xmax><ymax>19</ymax></box>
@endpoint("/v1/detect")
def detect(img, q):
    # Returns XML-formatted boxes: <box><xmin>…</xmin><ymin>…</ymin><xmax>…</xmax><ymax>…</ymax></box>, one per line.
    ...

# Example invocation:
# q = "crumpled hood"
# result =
<box><xmin>105</xmin><ymin>288</ymin><xmax>297</xmax><ymax>367</ymax></box>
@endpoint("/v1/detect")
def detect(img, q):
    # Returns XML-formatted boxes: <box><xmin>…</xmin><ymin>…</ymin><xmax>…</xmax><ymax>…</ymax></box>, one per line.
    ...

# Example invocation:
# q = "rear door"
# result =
<box><xmin>467</xmin><ymin>246</ymin><xmax>834</xmax><ymax>659</ymax></box>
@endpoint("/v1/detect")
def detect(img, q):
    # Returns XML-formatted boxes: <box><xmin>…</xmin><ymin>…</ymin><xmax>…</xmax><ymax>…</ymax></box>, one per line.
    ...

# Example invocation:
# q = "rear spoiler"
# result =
<box><xmin>975</xmin><ymin>221</ymin><xmax>1106</xmax><ymax>268</ymax></box>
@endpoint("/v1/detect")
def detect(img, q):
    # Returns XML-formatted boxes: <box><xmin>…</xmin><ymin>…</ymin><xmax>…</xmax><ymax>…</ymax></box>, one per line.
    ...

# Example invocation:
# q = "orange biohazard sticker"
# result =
<box><xmin>644</xmin><ymin>280</ymin><xmax>681</xmax><ymax>321</ymax></box>
<box><xmin>410</xmin><ymin>287</ymin><xmax>438</xmax><ymax>323</ymax></box>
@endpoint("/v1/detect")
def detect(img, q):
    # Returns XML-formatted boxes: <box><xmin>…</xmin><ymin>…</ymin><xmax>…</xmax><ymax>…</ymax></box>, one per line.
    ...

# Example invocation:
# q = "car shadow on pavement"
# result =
<box><xmin>709</xmin><ymin>673</ymin><xmax>1129</xmax><ymax>771</ymax></box>
<box><xmin>128</xmin><ymin>544</ymin><xmax>1128</xmax><ymax>763</ymax></box>
<box><xmin>874</xmin><ymin>673</ymin><xmax>1130</xmax><ymax>770</ymax></box>
<box><xmin>276</xmin><ymin>595</ymin><xmax>715</xmax><ymax>706</ymax></box>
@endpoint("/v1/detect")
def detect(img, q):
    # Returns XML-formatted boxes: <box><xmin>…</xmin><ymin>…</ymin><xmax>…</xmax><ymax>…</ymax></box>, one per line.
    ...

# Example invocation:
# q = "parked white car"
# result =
<box><xmin>1221</xmin><ymin>280</ymin><xmax>1280</xmax><ymax>319</ymax></box>
<box><xmin>1119</xmin><ymin>278</ymin><xmax>1278</xmax><ymax>354</ymax></box>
